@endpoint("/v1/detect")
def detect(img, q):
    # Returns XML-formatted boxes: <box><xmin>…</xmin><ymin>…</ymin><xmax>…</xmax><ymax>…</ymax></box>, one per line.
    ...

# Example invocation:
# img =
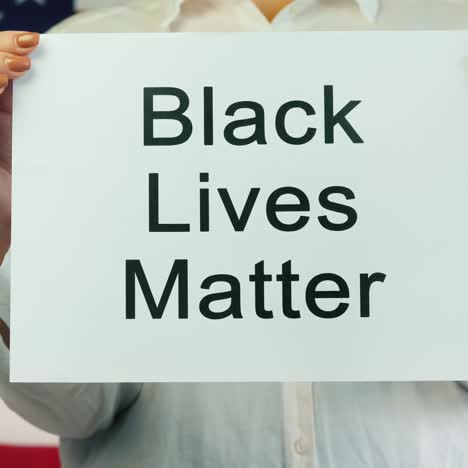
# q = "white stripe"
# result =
<box><xmin>75</xmin><ymin>0</ymin><xmax>129</xmax><ymax>9</ymax></box>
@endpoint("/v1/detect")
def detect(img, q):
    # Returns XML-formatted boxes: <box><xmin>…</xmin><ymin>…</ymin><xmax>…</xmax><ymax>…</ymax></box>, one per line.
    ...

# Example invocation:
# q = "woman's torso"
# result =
<box><xmin>55</xmin><ymin>1</ymin><xmax>468</xmax><ymax>467</ymax></box>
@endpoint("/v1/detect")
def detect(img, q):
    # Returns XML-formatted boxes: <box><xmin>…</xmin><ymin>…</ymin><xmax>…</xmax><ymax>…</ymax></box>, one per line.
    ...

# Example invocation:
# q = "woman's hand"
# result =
<box><xmin>0</xmin><ymin>31</ymin><xmax>40</xmax><ymax>265</ymax></box>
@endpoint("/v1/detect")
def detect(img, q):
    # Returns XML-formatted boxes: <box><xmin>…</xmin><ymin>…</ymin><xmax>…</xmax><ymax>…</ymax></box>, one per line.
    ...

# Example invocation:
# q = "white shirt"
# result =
<box><xmin>53</xmin><ymin>0</ymin><xmax>468</xmax><ymax>34</ymax></box>
<box><xmin>2</xmin><ymin>2</ymin><xmax>468</xmax><ymax>468</ymax></box>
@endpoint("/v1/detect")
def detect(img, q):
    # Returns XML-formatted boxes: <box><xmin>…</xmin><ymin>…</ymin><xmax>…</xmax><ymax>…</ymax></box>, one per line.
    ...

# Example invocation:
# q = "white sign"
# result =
<box><xmin>10</xmin><ymin>32</ymin><xmax>468</xmax><ymax>382</ymax></box>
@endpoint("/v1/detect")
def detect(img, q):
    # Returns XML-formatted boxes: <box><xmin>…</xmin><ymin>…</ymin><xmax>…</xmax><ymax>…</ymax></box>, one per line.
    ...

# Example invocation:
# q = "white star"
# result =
<box><xmin>14</xmin><ymin>0</ymin><xmax>48</xmax><ymax>6</ymax></box>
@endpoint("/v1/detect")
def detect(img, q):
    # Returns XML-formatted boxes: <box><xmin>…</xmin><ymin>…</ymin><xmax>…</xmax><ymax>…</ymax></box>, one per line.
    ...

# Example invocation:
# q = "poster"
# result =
<box><xmin>10</xmin><ymin>32</ymin><xmax>468</xmax><ymax>382</ymax></box>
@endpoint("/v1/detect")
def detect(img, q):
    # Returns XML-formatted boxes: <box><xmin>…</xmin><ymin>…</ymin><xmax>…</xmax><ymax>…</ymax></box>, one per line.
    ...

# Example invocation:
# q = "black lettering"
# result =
<box><xmin>276</xmin><ymin>101</ymin><xmax>316</xmax><ymax>145</ymax></box>
<box><xmin>218</xmin><ymin>188</ymin><xmax>260</xmax><ymax>231</ymax></box>
<box><xmin>276</xmin><ymin>261</ymin><xmax>301</xmax><ymax>318</ymax></box>
<box><xmin>149</xmin><ymin>174</ymin><xmax>190</xmax><ymax>232</ymax></box>
<box><xmin>318</xmin><ymin>186</ymin><xmax>357</xmax><ymax>232</ymax></box>
<box><xmin>204</xmin><ymin>87</ymin><xmax>214</xmax><ymax>146</ymax></box>
<box><xmin>324</xmin><ymin>85</ymin><xmax>363</xmax><ymax>144</ymax></box>
<box><xmin>266</xmin><ymin>187</ymin><xmax>310</xmax><ymax>232</ymax></box>
<box><xmin>305</xmin><ymin>273</ymin><xmax>349</xmax><ymax>319</ymax></box>
<box><xmin>200</xmin><ymin>274</ymin><xmax>243</xmax><ymax>319</ymax></box>
<box><xmin>249</xmin><ymin>261</ymin><xmax>273</xmax><ymax>319</ymax></box>
<box><xmin>200</xmin><ymin>172</ymin><xmax>210</xmax><ymax>232</ymax></box>
<box><xmin>144</xmin><ymin>87</ymin><xmax>193</xmax><ymax>146</ymax></box>
<box><xmin>126</xmin><ymin>259</ymin><xmax>188</xmax><ymax>319</ymax></box>
<box><xmin>224</xmin><ymin>101</ymin><xmax>267</xmax><ymax>146</ymax></box>
<box><xmin>360</xmin><ymin>273</ymin><xmax>386</xmax><ymax>318</ymax></box>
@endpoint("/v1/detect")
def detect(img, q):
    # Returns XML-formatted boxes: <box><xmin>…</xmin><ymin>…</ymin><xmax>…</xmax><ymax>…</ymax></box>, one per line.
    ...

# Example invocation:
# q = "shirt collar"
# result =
<box><xmin>355</xmin><ymin>0</ymin><xmax>380</xmax><ymax>22</ymax></box>
<box><xmin>129</xmin><ymin>0</ymin><xmax>381</xmax><ymax>29</ymax></box>
<box><xmin>286</xmin><ymin>0</ymin><xmax>380</xmax><ymax>22</ymax></box>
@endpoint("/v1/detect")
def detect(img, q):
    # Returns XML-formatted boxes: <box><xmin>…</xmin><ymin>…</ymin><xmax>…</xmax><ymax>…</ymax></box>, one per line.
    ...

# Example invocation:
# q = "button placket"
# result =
<box><xmin>282</xmin><ymin>383</ymin><xmax>316</xmax><ymax>468</ymax></box>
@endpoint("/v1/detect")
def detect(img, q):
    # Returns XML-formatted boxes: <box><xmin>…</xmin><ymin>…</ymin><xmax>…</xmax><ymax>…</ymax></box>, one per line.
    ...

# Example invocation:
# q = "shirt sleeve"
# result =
<box><xmin>0</xmin><ymin>251</ymin><xmax>142</xmax><ymax>439</ymax></box>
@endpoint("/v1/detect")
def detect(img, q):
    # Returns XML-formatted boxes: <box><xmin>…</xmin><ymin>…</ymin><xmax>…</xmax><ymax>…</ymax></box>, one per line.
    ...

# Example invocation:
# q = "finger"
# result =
<box><xmin>0</xmin><ymin>31</ymin><xmax>40</xmax><ymax>56</ymax></box>
<box><xmin>0</xmin><ymin>53</ymin><xmax>31</xmax><ymax>78</ymax></box>
<box><xmin>0</xmin><ymin>74</ymin><xmax>7</xmax><ymax>96</ymax></box>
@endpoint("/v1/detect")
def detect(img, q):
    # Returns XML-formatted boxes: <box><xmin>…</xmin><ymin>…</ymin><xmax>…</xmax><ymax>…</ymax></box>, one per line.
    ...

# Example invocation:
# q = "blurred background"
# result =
<box><xmin>0</xmin><ymin>0</ymin><xmax>128</xmax><ymax>32</ymax></box>
<box><xmin>1</xmin><ymin>1</ymin><xmax>130</xmax><ymax>464</ymax></box>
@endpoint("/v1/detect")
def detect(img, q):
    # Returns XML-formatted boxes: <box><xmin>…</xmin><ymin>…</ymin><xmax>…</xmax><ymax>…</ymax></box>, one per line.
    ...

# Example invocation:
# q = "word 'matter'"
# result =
<box><xmin>143</xmin><ymin>85</ymin><xmax>363</xmax><ymax>146</ymax></box>
<box><xmin>126</xmin><ymin>260</ymin><xmax>386</xmax><ymax>320</ymax></box>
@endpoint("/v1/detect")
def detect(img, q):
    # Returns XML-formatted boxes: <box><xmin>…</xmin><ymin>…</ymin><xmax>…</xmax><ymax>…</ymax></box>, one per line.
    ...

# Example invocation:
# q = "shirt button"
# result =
<box><xmin>294</xmin><ymin>437</ymin><xmax>310</xmax><ymax>455</ymax></box>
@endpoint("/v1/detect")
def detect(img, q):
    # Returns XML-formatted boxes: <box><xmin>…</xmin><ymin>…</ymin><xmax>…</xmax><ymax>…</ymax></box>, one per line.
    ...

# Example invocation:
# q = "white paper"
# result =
<box><xmin>10</xmin><ymin>32</ymin><xmax>468</xmax><ymax>382</ymax></box>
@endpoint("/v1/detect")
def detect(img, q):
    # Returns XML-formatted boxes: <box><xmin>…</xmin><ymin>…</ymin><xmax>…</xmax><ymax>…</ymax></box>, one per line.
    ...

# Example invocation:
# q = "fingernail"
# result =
<box><xmin>16</xmin><ymin>32</ymin><xmax>40</xmax><ymax>49</ymax></box>
<box><xmin>5</xmin><ymin>57</ymin><xmax>30</xmax><ymax>73</ymax></box>
<box><xmin>0</xmin><ymin>76</ymin><xmax>8</xmax><ymax>89</ymax></box>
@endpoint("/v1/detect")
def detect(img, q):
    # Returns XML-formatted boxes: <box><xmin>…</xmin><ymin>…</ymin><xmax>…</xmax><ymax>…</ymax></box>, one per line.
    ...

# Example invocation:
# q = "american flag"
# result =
<box><xmin>0</xmin><ymin>0</ymin><xmax>74</xmax><ymax>33</ymax></box>
<box><xmin>0</xmin><ymin>0</ymin><xmax>128</xmax><ymax>33</ymax></box>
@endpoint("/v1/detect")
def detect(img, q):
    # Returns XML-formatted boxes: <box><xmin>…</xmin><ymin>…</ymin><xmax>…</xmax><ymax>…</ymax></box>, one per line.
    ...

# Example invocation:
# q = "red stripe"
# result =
<box><xmin>0</xmin><ymin>445</ymin><xmax>60</xmax><ymax>468</ymax></box>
